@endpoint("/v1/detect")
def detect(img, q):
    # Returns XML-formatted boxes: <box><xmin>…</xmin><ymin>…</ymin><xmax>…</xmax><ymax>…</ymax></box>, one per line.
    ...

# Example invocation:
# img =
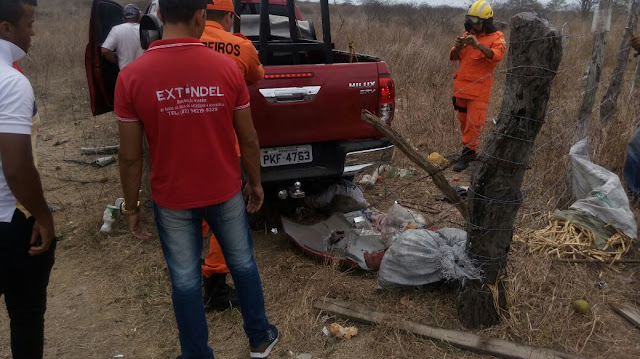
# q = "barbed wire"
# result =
<box><xmin>391</xmin><ymin>24</ymin><xmax>638</xmax><ymax>235</ymax></box>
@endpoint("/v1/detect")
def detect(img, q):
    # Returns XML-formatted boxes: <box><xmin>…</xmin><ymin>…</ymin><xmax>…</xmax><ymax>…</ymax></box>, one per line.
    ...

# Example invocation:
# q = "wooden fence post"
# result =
<box><xmin>574</xmin><ymin>0</ymin><xmax>612</xmax><ymax>142</ymax></box>
<box><xmin>457</xmin><ymin>13</ymin><xmax>562</xmax><ymax>329</ymax></box>
<box><xmin>600</xmin><ymin>0</ymin><xmax>638</xmax><ymax>124</ymax></box>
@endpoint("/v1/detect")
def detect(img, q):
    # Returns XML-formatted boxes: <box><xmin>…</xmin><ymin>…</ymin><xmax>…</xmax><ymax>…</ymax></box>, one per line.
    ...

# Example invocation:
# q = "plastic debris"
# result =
<box><xmin>304</xmin><ymin>179</ymin><xmax>368</xmax><ymax>212</ymax></box>
<box><xmin>271</xmin><ymin>228</ymin><xmax>278</xmax><ymax>234</ymax></box>
<box><xmin>328</xmin><ymin>323</ymin><xmax>358</xmax><ymax>339</ymax></box>
<box><xmin>428</xmin><ymin>152</ymin><xmax>449</xmax><ymax>167</ymax></box>
<box><xmin>378</xmin><ymin>228</ymin><xmax>481</xmax><ymax>288</ymax></box>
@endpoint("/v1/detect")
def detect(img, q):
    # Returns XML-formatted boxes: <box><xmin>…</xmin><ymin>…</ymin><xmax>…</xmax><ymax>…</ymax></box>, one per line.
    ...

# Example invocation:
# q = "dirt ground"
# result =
<box><xmin>0</xmin><ymin>105</ymin><xmax>639</xmax><ymax>359</ymax></box>
<box><xmin>2</xmin><ymin>1</ymin><xmax>640</xmax><ymax>358</ymax></box>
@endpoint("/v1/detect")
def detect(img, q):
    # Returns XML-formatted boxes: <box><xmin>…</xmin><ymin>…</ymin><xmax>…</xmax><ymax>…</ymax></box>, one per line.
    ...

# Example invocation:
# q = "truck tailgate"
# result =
<box><xmin>249</xmin><ymin>62</ymin><xmax>384</xmax><ymax>147</ymax></box>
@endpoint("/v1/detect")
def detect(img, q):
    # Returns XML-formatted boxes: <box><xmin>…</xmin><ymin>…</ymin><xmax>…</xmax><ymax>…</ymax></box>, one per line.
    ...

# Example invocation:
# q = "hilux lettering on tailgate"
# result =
<box><xmin>348</xmin><ymin>81</ymin><xmax>376</xmax><ymax>89</ymax></box>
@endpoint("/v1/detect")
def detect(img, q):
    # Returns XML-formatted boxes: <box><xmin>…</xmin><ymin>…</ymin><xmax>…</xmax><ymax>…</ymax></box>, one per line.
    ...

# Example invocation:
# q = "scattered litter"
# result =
<box><xmin>378</xmin><ymin>228</ymin><xmax>482</xmax><ymax>288</ymax></box>
<box><xmin>271</xmin><ymin>228</ymin><xmax>278</xmax><ymax>234</ymax></box>
<box><xmin>572</xmin><ymin>299</ymin><xmax>590</xmax><ymax>314</ymax></box>
<box><xmin>427</xmin><ymin>152</ymin><xmax>449</xmax><ymax>167</ymax></box>
<box><xmin>100</xmin><ymin>198</ymin><xmax>123</xmax><ymax>233</ymax></box>
<box><xmin>452</xmin><ymin>177</ymin><xmax>460</xmax><ymax>182</ymax></box>
<box><xmin>322</xmin><ymin>326</ymin><xmax>330</xmax><ymax>336</ymax></box>
<box><xmin>327</xmin><ymin>323</ymin><xmax>358</xmax><ymax>339</ymax></box>
<box><xmin>304</xmin><ymin>179</ymin><xmax>368</xmax><ymax>212</ymax></box>
<box><xmin>282</xmin><ymin>214</ymin><xmax>386</xmax><ymax>270</ymax></box>
<box><xmin>389</xmin><ymin>168</ymin><xmax>416</xmax><ymax>178</ymax></box>
<box><xmin>63</xmin><ymin>156</ymin><xmax>116</xmax><ymax>168</ymax></box>
<box><xmin>595</xmin><ymin>280</ymin><xmax>607</xmax><ymax>290</ymax></box>
<box><xmin>53</xmin><ymin>139</ymin><xmax>70</xmax><ymax>146</ymax></box>
<box><xmin>92</xmin><ymin>156</ymin><xmax>116</xmax><ymax>167</ymax></box>
<box><xmin>113</xmin><ymin>355</ymin><xmax>124</xmax><ymax>358</ymax></box>
<box><xmin>81</xmin><ymin>145</ymin><xmax>119</xmax><ymax>155</ymax></box>
<box><xmin>359</xmin><ymin>165</ymin><xmax>390</xmax><ymax>188</ymax></box>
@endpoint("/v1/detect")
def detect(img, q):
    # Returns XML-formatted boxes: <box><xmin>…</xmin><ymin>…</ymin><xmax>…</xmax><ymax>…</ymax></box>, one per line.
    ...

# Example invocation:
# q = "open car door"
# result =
<box><xmin>85</xmin><ymin>0</ymin><xmax>124</xmax><ymax>116</ymax></box>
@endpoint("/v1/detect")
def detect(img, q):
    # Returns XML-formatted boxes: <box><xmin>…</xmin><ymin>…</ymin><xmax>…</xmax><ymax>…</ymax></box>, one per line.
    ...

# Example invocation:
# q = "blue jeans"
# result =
<box><xmin>625</xmin><ymin>126</ymin><xmax>640</xmax><ymax>196</ymax></box>
<box><xmin>153</xmin><ymin>191</ymin><xmax>270</xmax><ymax>359</ymax></box>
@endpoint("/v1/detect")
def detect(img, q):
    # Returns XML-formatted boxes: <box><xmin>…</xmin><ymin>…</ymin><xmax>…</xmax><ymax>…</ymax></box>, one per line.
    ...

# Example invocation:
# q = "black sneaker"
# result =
<box><xmin>203</xmin><ymin>273</ymin><xmax>239</xmax><ymax>312</ymax></box>
<box><xmin>453</xmin><ymin>147</ymin><xmax>476</xmax><ymax>172</ymax></box>
<box><xmin>249</xmin><ymin>325</ymin><xmax>279</xmax><ymax>358</ymax></box>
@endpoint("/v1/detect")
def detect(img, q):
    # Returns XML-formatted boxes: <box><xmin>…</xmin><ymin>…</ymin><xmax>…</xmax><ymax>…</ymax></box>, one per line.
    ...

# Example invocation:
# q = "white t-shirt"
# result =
<box><xmin>102</xmin><ymin>23</ymin><xmax>144</xmax><ymax>69</ymax></box>
<box><xmin>0</xmin><ymin>39</ymin><xmax>35</xmax><ymax>223</ymax></box>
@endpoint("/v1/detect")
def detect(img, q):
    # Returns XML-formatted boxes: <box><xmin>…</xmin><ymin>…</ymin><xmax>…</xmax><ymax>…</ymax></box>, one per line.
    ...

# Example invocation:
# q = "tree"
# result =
<box><xmin>575</xmin><ymin>0</ymin><xmax>599</xmax><ymax>17</ymax></box>
<box><xmin>547</xmin><ymin>0</ymin><xmax>568</xmax><ymax>11</ymax></box>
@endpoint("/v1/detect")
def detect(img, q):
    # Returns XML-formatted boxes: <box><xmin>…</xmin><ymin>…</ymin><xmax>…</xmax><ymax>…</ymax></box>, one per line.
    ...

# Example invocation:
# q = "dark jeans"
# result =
<box><xmin>0</xmin><ymin>209</ymin><xmax>56</xmax><ymax>359</ymax></box>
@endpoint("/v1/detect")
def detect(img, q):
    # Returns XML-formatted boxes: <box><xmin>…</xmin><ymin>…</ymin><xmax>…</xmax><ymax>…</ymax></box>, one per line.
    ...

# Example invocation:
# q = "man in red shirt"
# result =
<box><xmin>114</xmin><ymin>0</ymin><xmax>277</xmax><ymax>357</ymax></box>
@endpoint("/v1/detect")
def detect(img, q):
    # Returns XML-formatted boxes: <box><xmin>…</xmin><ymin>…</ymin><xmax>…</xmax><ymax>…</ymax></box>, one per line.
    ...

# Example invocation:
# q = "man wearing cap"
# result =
<box><xmin>202</xmin><ymin>0</ymin><xmax>264</xmax><ymax>85</ymax></box>
<box><xmin>101</xmin><ymin>4</ymin><xmax>144</xmax><ymax>70</ymax></box>
<box><xmin>449</xmin><ymin>0</ymin><xmax>505</xmax><ymax>172</ymax></box>
<box><xmin>199</xmin><ymin>0</ymin><xmax>264</xmax><ymax>312</ymax></box>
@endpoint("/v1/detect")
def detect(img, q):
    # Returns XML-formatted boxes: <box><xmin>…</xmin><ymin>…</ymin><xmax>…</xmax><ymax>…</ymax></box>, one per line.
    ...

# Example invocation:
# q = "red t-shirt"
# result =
<box><xmin>114</xmin><ymin>38</ymin><xmax>250</xmax><ymax>209</ymax></box>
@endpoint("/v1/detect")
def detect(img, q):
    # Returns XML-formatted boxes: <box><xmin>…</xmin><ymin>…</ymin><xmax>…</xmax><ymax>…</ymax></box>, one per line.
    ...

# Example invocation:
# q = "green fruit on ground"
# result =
<box><xmin>573</xmin><ymin>299</ymin><xmax>590</xmax><ymax>314</ymax></box>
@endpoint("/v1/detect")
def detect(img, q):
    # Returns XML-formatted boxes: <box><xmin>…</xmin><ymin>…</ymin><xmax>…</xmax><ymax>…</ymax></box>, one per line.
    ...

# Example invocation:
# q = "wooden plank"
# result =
<box><xmin>361</xmin><ymin>110</ymin><xmax>469</xmax><ymax>221</ymax></box>
<box><xmin>611</xmin><ymin>303</ymin><xmax>640</xmax><ymax>329</ymax></box>
<box><xmin>314</xmin><ymin>297</ymin><xmax>584</xmax><ymax>359</ymax></box>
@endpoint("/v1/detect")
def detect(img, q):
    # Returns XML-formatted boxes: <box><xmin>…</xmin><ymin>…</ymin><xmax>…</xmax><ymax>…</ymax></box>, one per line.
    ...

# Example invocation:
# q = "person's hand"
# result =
<box><xmin>29</xmin><ymin>215</ymin><xmax>56</xmax><ymax>256</ymax></box>
<box><xmin>128</xmin><ymin>209</ymin><xmax>152</xmax><ymax>240</ymax></box>
<box><xmin>463</xmin><ymin>35</ymin><xmax>480</xmax><ymax>48</ymax></box>
<box><xmin>631</xmin><ymin>36</ymin><xmax>640</xmax><ymax>52</ymax></box>
<box><xmin>454</xmin><ymin>37</ymin><xmax>464</xmax><ymax>50</ymax></box>
<box><xmin>242</xmin><ymin>183</ymin><xmax>264</xmax><ymax>214</ymax></box>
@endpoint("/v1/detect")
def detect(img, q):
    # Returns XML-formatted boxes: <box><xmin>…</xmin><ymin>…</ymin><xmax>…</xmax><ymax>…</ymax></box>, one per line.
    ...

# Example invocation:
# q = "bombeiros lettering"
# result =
<box><xmin>156</xmin><ymin>86</ymin><xmax>225</xmax><ymax>102</ymax></box>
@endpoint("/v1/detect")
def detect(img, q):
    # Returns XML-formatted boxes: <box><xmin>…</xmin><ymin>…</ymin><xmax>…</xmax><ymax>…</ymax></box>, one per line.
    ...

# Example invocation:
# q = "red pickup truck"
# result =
<box><xmin>86</xmin><ymin>0</ymin><xmax>395</xmax><ymax>198</ymax></box>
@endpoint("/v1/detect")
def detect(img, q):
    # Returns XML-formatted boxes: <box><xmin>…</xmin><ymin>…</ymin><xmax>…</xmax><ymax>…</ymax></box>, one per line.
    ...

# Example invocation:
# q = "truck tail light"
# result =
<box><xmin>264</xmin><ymin>72</ymin><xmax>314</xmax><ymax>79</ymax></box>
<box><xmin>379</xmin><ymin>75</ymin><xmax>395</xmax><ymax>124</ymax></box>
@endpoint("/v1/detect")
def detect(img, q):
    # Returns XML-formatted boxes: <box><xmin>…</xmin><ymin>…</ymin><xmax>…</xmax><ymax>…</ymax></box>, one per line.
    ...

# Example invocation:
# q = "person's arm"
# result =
<box><xmin>0</xmin><ymin>133</ymin><xmax>55</xmax><ymax>255</ymax></box>
<box><xmin>101</xmin><ymin>27</ymin><xmax>118</xmax><ymax>64</ymax></box>
<box><xmin>233</xmin><ymin>108</ymin><xmax>263</xmax><ymax>213</ymax></box>
<box><xmin>450</xmin><ymin>36</ymin><xmax>464</xmax><ymax>61</ymax></box>
<box><xmin>240</xmin><ymin>41</ymin><xmax>265</xmax><ymax>85</ymax></box>
<box><xmin>101</xmin><ymin>47</ymin><xmax>118</xmax><ymax>64</ymax></box>
<box><xmin>114</xmin><ymin>72</ymin><xmax>150</xmax><ymax>239</ymax></box>
<box><xmin>463</xmin><ymin>35</ymin><xmax>494</xmax><ymax>60</ymax></box>
<box><xmin>118</xmin><ymin>120</ymin><xmax>151</xmax><ymax>239</ymax></box>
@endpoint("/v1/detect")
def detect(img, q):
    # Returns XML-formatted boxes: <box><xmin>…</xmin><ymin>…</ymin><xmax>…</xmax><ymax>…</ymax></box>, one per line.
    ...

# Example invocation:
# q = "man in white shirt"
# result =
<box><xmin>101</xmin><ymin>4</ymin><xmax>144</xmax><ymax>69</ymax></box>
<box><xmin>0</xmin><ymin>0</ymin><xmax>57</xmax><ymax>358</ymax></box>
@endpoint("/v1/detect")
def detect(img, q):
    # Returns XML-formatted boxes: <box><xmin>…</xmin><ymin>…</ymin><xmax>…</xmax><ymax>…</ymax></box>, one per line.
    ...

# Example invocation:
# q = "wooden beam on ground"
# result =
<box><xmin>314</xmin><ymin>297</ymin><xmax>583</xmax><ymax>359</ymax></box>
<box><xmin>553</xmin><ymin>258</ymin><xmax>640</xmax><ymax>264</ymax></box>
<box><xmin>361</xmin><ymin>110</ymin><xmax>469</xmax><ymax>221</ymax></box>
<box><xmin>611</xmin><ymin>304</ymin><xmax>640</xmax><ymax>329</ymax></box>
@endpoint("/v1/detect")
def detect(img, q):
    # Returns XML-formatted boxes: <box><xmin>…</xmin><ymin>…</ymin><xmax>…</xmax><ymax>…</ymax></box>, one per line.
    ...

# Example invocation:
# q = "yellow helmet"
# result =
<box><xmin>468</xmin><ymin>0</ymin><xmax>493</xmax><ymax>19</ymax></box>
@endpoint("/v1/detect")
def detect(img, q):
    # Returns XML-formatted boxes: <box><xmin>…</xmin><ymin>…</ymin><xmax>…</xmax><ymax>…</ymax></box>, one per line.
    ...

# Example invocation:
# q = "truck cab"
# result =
<box><xmin>85</xmin><ymin>0</ymin><xmax>395</xmax><ymax>197</ymax></box>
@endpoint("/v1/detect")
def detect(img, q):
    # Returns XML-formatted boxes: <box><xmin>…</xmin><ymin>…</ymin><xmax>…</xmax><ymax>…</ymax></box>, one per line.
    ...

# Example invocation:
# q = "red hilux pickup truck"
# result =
<box><xmin>86</xmin><ymin>0</ymin><xmax>395</xmax><ymax>198</ymax></box>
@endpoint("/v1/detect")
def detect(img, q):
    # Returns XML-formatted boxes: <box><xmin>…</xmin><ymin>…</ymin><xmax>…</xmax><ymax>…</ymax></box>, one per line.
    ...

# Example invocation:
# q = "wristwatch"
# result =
<box><xmin>120</xmin><ymin>200</ymin><xmax>141</xmax><ymax>216</ymax></box>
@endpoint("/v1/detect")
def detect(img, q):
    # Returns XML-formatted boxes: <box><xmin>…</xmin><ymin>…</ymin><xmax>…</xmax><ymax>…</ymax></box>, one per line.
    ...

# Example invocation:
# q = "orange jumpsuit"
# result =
<box><xmin>200</xmin><ymin>20</ymin><xmax>264</xmax><ymax>279</ymax></box>
<box><xmin>450</xmin><ymin>30</ymin><xmax>506</xmax><ymax>151</ymax></box>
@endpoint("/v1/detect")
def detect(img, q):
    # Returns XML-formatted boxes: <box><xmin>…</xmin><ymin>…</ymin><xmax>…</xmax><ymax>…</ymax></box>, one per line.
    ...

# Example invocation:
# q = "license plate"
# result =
<box><xmin>260</xmin><ymin>145</ymin><xmax>313</xmax><ymax>167</ymax></box>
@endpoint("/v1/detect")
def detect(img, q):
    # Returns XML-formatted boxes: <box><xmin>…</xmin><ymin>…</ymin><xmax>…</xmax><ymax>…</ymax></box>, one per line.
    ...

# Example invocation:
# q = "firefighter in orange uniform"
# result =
<box><xmin>450</xmin><ymin>0</ymin><xmax>506</xmax><ymax>172</ymax></box>
<box><xmin>200</xmin><ymin>0</ymin><xmax>265</xmax><ymax>311</ymax></box>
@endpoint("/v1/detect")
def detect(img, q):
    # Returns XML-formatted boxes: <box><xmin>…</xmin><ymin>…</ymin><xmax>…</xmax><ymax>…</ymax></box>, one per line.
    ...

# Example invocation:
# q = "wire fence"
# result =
<box><xmin>387</xmin><ymin>22</ymin><xmax>638</xmax><ymax>233</ymax></box>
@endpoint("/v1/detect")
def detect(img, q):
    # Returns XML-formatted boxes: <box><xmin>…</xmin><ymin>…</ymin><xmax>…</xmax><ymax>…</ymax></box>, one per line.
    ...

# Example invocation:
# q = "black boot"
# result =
<box><xmin>453</xmin><ymin>147</ymin><xmax>476</xmax><ymax>172</ymax></box>
<box><xmin>203</xmin><ymin>273</ymin><xmax>239</xmax><ymax>312</ymax></box>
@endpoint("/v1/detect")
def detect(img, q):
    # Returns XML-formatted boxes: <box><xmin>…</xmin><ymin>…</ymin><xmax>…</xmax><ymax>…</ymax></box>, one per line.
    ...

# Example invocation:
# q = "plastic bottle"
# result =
<box><xmin>100</xmin><ymin>205</ymin><xmax>118</xmax><ymax>233</ymax></box>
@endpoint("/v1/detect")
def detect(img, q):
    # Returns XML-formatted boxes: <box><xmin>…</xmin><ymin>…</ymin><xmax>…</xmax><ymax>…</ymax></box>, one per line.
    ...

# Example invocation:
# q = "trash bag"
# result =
<box><xmin>304</xmin><ymin>179</ymin><xmax>368</xmax><ymax>211</ymax></box>
<box><xmin>624</xmin><ymin>126</ymin><xmax>640</xmax><ymax>197</ymax></box>
<box><xmin>378</xmin><ymin>228</ymin><xmax>482</xmax><ymax>288</ymax></box>
<box><xmin>381</xmin><ymin>203</ymin><xmax>427</xmax><ymax>246</ymax></box>
<box><xmin>569</xmin><ymin>139</ymin><xmax>637</xmax><ymax>240</ymax></box>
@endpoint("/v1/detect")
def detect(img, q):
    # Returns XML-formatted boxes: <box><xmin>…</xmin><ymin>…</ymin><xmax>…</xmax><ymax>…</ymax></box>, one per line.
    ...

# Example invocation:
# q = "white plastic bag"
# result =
<box><xmin>304</xmin><ymin>179</ymin><xmax>368</xmax><ymax>210</ymax></box>
<box><xmin>378</xmin><ymin>228</ymin><xmax>481</xmax><ymax>288</ymax></box>
<box><xmin>570</xmin><ymin>139</ymin><xmax>637</xmax><ymax>239</ymax></box>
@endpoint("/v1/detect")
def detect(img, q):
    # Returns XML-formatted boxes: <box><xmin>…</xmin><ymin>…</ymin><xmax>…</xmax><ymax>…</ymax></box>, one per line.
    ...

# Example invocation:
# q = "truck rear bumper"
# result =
<box><xmin>261</xmin><ymin>138</ymin><xmax>394</xmax><ymax>184</ymax></box>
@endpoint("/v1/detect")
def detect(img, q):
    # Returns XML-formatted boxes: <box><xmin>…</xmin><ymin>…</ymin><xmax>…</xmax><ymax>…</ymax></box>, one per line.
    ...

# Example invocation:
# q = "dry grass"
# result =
<box><xmin>0</xmin><ymin>1</ymin><xmax>639</xmax><ymax>358</ymax></box>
